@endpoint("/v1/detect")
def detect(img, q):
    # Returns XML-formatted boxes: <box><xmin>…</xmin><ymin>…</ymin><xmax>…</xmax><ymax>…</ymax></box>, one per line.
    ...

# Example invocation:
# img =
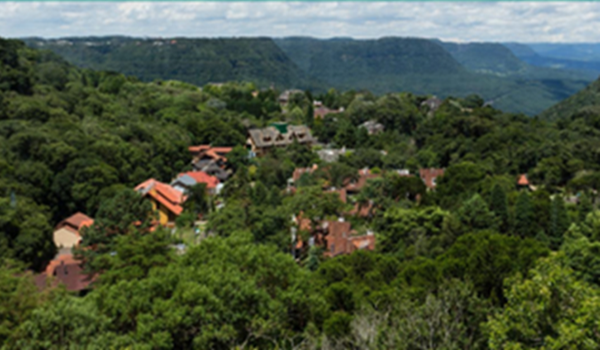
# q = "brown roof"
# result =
<box><xmin>35</xmin><ymin>254</ymin><xmax>93</xmax><ymax>292</ymax></box>
<box><xmin>314</xmin><ymin>106</ymin><xmax>340</xmax><ymax>119</ymax></box>
<box><xmin>248</xmin><ymin>125</ymin><xmax>314</xmax><ymax>149</ymax></box>
<box><xmin>345</xmin><ymin>170</ymin><xmax>380</xmax><ymax>193</ymax></box>
<box><xmin>55</xmin><ymin>212</ymin><xmax>93</xmax><ymax>232</ymax></box>
<box><xmin>419</xmin><ymin>168</ymin><xmax>445</xmax><ymax>189</ymax></box>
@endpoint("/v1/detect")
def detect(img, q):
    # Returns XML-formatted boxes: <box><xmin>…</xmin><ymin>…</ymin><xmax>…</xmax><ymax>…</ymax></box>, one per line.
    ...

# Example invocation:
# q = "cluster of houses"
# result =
<box><xmin>287</xmin><ymin>164</ymin><xmax>447</xmax><ymax>258</ymax></box>
<box><xmin>40</xmin><ymin>114</ymin><xmax>537</xmax><ymax>291</ymax></box>
<box><xmin>36</xmin><ymin>145</ymin><xmax>234</xmax><ymax>292</ymax></box>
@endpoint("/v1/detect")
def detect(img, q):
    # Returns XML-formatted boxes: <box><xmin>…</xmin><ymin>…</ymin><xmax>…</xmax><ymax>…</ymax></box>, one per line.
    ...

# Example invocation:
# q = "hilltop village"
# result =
<box><xmin>4</xmin><ymin>38</ymin><xmax>600</xmax><ymax>349</ymax></box>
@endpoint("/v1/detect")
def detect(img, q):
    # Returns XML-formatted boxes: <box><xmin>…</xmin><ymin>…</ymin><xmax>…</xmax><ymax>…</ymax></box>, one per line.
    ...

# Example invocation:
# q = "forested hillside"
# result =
<box><xmin>24</xmin><ymin>36</ymin><xmax>594</xmax><ymax>116</ymax></box>
<box><xmin>4</xmin><ymin>37</ymin><xmax>600</xmax><ymax>349</ymax></box>
<box><xmin>25</xmin><ymin>36</ymin><xmax>319</xmax><ymax>90</ymax></box>
<box><xmin>540</xmin><ymin>77</ymin><xmax>600</xmax><ymax>120</ymax></box>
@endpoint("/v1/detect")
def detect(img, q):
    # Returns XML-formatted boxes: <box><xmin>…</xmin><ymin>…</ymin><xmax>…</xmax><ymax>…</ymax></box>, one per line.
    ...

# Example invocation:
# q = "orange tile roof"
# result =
<box><xmin>188</xmin><ymin>145</ymin><xmax>212</xmax><ymax>153</ymax></box>
<box><xmin>178</xmin><ymin>171</ymin><xmax>220</xmax><ymax>189</ymax></box>
<box><xmin>135</xmin><ymin>179</ymin><xmax>184</xmax><ymax>216</ymax></box>
<box><xmin>78</xmin><ymin>219</ymin><xmax>94</xmax><ymax>230</ymax></box>
<box><xmin>518</xmin><ymin>174</ymin><xmax>530</xmax><ymax>186</ymax></box>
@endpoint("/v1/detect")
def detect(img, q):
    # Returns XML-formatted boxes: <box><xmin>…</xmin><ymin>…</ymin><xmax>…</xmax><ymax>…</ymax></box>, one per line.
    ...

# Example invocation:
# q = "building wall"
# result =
<box><xmin>53</xmin><ymin>228</ymin><xmax>80</xmax><ymax>249</ymax></box>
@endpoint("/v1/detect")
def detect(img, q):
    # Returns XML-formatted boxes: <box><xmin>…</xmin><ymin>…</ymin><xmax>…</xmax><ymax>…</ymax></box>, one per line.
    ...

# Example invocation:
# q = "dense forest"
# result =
<box><xmin>25</xmin><ymin>36</ymin><xmax>596</xmax><ymax>116</ymax></box>
<box><xmin>4</xmin><ymin>36</ymin><xmax>600</xmax><ymax>349</ymax></box>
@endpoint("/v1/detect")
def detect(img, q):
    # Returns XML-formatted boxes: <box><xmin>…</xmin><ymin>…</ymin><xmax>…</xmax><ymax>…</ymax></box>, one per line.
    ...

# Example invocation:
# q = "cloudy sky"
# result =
<box><xmin>1</xmin><ymin>2</ymin><xmax>599</xmax><ymax>43</ymax></box>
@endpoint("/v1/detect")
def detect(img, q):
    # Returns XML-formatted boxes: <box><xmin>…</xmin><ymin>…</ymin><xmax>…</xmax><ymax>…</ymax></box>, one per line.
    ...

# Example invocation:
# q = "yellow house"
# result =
<box><xmin>135</xmin><ymin>179</ymin><xmax>184</xmax><ymax>226</ymax></box>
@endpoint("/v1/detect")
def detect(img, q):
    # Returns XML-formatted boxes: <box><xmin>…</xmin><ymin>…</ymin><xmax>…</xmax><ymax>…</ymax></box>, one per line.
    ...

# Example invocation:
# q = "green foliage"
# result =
<box><xmin>549</xmin><ymin>195</ymin><xmax>570</xmax><ymax>249</ymax></box>
<box><xmin>75</xmin><ymin>189</ymin><xmax>153</xmax><ymax>274</ymax></box>
<box><xmin>487</xmin><ymin>254</ymin><xmax>600</xmax><ymax>349</ymax></box>
<box><xmin>457</xmin><ymin>193</ymin><xmax>498</xmax><ymax>232</ymax></box>
<box><xmin>490</xmin><ymin>183</ymin><xmax>510</xmax><ymax>232</ymax></box>
<box><xmin>0</xmin><ymin>260</ymin><xmax>44</xmax><ymax>345</ymax></box>
<box><xmin>514</xmin><ymin>190</ymin><xmax>536</xmax><ymax>238</ymax></box>
<box><xmin>439</xmin><ymin>231</ymin><xmax>548</xmax><ymax>302</ymax></box>
<box><xmin>4</xmin><ymin>36</ymin><xmax>600</xmax><ymax>350</ymax></box>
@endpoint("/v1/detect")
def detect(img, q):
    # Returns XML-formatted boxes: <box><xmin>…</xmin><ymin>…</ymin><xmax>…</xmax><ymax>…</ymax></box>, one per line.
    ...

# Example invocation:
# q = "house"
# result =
<box><xmin>291</xmin><ymin>164</ymin><xmax>319</xmax><ymax>183</ymax></box>
<box><xmin>34</xmin><ymin>254</ymin><xmax>92</xmax><ymax>293</ymax></box>
<box><xmin>278</xmin><ymin>89</ymin><xmax>304</xmax><ymax>105</ymax></box>
<box><xmin>247</xmin><ymin>124</ymin><xmax>314</xmax><ymax>156</ymax></box>
<box><xmin>317</xmin><ymin>148</ymin><xmax>353</xmax><ymax>163</ymax></box>
<box><xmin>345</xmin><ymin>168</ymin><xmax>380</xmax><ymax>193</ymax></box>
<box><xmin>419</xmin><ymin>168</ymin><xmax>445</xmax><ymax>190</ymax></box>
<box><xmin>314</xmin><ymin>105</ymin><xmax>343</xmax><ymax>119</ymax></box>
<box><xmin>517</xmin><ymin>174</ymin><xmax>536</xmax><ymax>191</ymax></box>
<box><xmin>172</xmin><ymin>171</ymin><xmax>221</xmax><ymax>195</ymax></box>
<box><xmin>359</xmin><ymin>120</ymin><xmax>385</xmax><ymax>135</ymax></box>
<box><xmin>53</xmin><ymin>212</ymin><xmax>94</xmax><ymax>253</ymax></box>
<box><xmin>189</xmin><ymin>145</ymin><xmax>233</xmax><ymax>181</ymax></box>
<box><xmin>294</xmin><ymin>217</ymin><xmax>375</xmax><ymax>258</ymax></box>
<box><xmin>421</xmin><ymin>97</ymin><xmax>443</xmax><ymax>113</ymax></box>
<box><xmin>135</xmin><ymin>179</ymin><xmax>184</xmax><ymax>226</ymax></box>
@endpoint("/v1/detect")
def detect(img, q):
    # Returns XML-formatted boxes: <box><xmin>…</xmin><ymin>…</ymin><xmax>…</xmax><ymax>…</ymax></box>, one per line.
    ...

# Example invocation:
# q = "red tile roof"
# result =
<box><xmin>518</xmin><ymin>174</ymin><xmax>529</xmax><ymax>186</ymax></box>
<box><xmin>292</xmin><ymin>164</ymin><xmax>318</xmax><ymax>182</ymax></box>
<box><xmin>178</xmin><ymin>171</ymin><xmax>220</xmax><ymax>189</ymax></box>
<box><xmin>189</xmin><ymin>145</ymin><xmax>233</xmax><ymax>162</ymax></box>
<box><xmin>345</xmin><ymin>171</ymin><xmax>380</xmax><ymax>193</ymax></box>
<box><xmin>35</xmin><ymin>254</ymin><xmax>93</xmax><ymax>292</ymax></box>
<box><xmin>188</xmin><ymin>145</ymin><xmax>212</xmax><ymax>153</ymax></box>
<box><xmin>294</xmin><ymin>217</ymin><xmax>376</xmax><ymax>257</ymax></box>
<box><xmin>419</xmin><ymin>168</ymin><xmax>445</xmax><ymax>189</ymax></box>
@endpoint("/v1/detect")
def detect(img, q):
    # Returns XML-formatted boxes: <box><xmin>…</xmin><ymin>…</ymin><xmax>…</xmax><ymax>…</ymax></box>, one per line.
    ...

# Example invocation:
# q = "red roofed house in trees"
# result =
<box><xmin>294</xmin><ymin>217</ymin><xmax>375</xmax><ymax>258</ymax></box>
<box><xmin>53</xmin><ymin>212</ymin><xmax>94</xmax><ymax>253</ymax></box>
<box><xmin>345</xmin><ymin>168</ymin><xmax>380</xmax><ymax>194</ymax></box>
<box><xmin>419</xmin><ymin>168</ymin><xmax>445</xmax><ymax>190</ymax></box>
<box><xmin>189</xmin><ymin>145</ymin><xmax>233</xmax><ymax>182</ymax></box>
<box><xmin>34</xmin><ymin>254</ymin><xmax>93</xmax><ymax>293</ymax></box>
<box><xmin>172</xmin><ymin>171</ymin><xmax>221</xmax><ymax>195</ymax></box>
<box><xmin>518</xmin><ymin>174</ymin><xmax>529</xmax><ymax>186</ymax></box>
<box><xmin>135</xmin><ymin>179</ymin><xmax>184</xmax><ymax>226</ymax></box>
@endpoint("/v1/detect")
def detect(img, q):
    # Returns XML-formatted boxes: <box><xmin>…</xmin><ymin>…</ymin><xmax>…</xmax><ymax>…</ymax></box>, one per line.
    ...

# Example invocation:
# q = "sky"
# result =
<box><xmin>1</xmin><ymin>2</ymin><xmax>599</xmax><ymax>43</ymax></box>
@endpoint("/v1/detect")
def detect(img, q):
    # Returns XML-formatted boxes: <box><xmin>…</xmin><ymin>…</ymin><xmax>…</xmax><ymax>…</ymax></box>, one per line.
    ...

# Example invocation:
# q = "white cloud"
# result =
<box><xmin>0</xmin><ymin>2</ymin><xmax>599</xmax><ymax>42</ymax></box>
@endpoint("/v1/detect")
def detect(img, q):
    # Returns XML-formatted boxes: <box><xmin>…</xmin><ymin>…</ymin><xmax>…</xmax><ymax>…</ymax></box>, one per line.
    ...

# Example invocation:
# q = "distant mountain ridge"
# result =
<box><xmin>22</xmin><ymin>36</ymin><xmax>597</xmax><ymax>116</ymax></box>
<box><xmin>24</xmin><ymin>36</ymin><xmax>320</xmax><ymax>90</ymax></box>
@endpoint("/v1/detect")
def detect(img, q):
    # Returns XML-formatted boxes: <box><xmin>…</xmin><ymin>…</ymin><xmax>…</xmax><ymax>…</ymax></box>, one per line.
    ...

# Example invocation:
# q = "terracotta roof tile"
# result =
<box><xmin>419</xmin><ymin>168</ymin><xmax>445</xmax><ymax>189</ymax></box>
<box><xmin>135</xmin><ymin>179</ymin><xmax>184</xmax><ymax>216</ymax></box>
<box><xmin>177</xmin><ymin>171</ymin><xmax>220</xmax><ymax>189</ymax></box>
<box><xmin>55</xmin><ymin>212</ymin><xmax>93</xmax><ymax>231</ymax></box>
<box><xmin>518</xmin><ymin>174</ymin><xmax>530</xmax><ymax>186</ymax></box>
<box><xmin>36</xmin><ymin>254</ymin><xmax>93</xmax><ymax>292</ymax></box>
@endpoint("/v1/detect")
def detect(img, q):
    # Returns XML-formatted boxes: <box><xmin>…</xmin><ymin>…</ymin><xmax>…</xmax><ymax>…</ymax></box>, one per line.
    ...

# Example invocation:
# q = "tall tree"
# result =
<box><xmin>549</xmin><ymin>195</ymin><xmax>570</xmax><ymax>249</ymax></box>
<box><xmin>578</xmin><ymin>191</ymin><xmax>593</xmax><ymax>223</ymax></box>
<box><xmin>514</xmin><ymin>191</ymin><xmax>535</xmax><ymax>238</ymax></box>
<box><xmin>305</xmin><ymin>103</ymin><xmax>314</xmax><ymax>128</ymax></box>
<box><xmin>457</xmin><ymin>193</ymin><xmax>498</xmax><ymax>232</ymax></box>
<box><xmin>489</xmin><ymin>184</ymin><xmax>509</xmax><ymax>233</ymax></box>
